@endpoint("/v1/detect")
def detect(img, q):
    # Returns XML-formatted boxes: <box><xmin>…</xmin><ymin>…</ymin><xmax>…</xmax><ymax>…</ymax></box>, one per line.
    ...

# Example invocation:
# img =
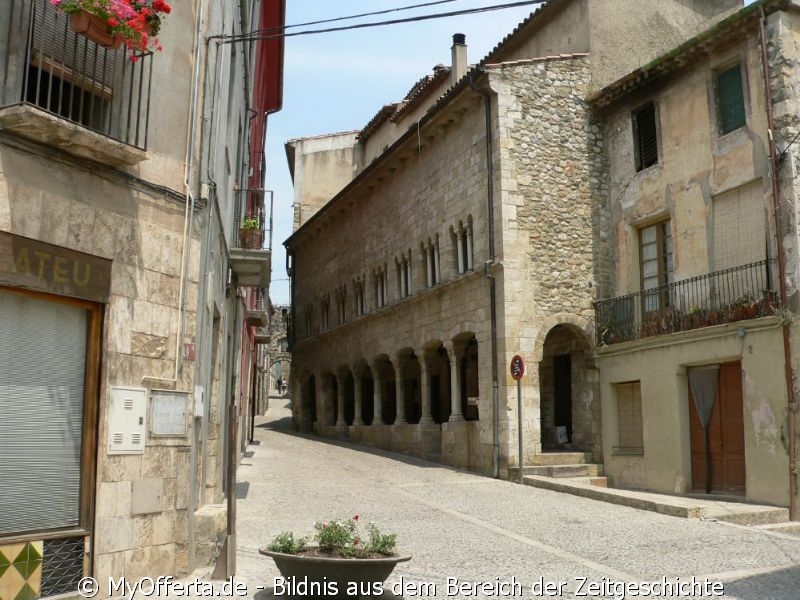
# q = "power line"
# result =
<box><xmin>281</xmin><ymin>0</ymin><xmax>463</xmax><ymax>31</ymax></box>
<box><xmin>220</xmin><ymin>0</ymin><xmax>546</xmax><ymax>43</ymax></box>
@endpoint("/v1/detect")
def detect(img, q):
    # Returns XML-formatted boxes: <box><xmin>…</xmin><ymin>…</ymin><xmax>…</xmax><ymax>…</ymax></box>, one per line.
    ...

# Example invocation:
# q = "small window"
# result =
<box><xmin>633</xmin><ymin>102</ymin><xmax>658</xmax><ymax>172</ymax></box>
<box><xmin>717</xmin><ymin>63</ymin><xmax>746</xmax><ymax>135</ymax></box>
<box><xmin>615</xmin><ymin>381</ymin><xmax>643</xmax><ymax>455</ymax></box>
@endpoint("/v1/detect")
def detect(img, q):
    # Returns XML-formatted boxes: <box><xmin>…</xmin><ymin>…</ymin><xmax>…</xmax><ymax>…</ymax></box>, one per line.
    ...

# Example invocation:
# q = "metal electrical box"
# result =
<box><xmin>108</xmin><ymin>386</ymin><xmax>147</xmax><ymax>455</ymax></box>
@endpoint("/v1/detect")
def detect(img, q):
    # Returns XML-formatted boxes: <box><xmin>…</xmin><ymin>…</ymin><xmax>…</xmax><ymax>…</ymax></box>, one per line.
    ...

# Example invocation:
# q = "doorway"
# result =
<box><xmin>554</xmin><ymin>354</ymin><xmax>572</xmax><ymax>444</ymax></box>
<box><xmin>689</xmin><ymin>362</ymin><xmax>745</xmax><ymax>494</ymax></box>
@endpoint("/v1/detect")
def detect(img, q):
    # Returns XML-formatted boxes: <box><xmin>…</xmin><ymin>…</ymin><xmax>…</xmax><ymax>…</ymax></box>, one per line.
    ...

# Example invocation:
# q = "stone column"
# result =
<box><xmin>457</xmin><ymin>230</ymin><xmax>465</xmax><ymax>274</ymax></box>
<box><xmin>353</xmin><ymin>367</ymin><xmax>364</xmax><ymax>425</ymax></box>
<box><xmin>372</xmin><ymin>362</ymin><xmax>384</xmax><ymax>425</ymax></box>
<box><xmin>395</xmin><ymin>356</ymin><xmax>407</xmax><ymax>424</ymax></box>
<box><xmin>434</xmin><ymin>241</ymin><xmax>441</xmax><ymax>284</ymax></box>
<box><xmin>419</xmin><ymin>352</ymin><xmax>433</xmax><ymax>425</ymax></box>
<box><xmin>446</xmin><ymin>344</ymin><xmax>464</xmax><ymax>422</ymax></box>
<box><xmin>336</xmin><ymin>372</ymin><xmax>346</xmax><ymax>427</ymax></box>
<box><xmin>466</xmin><ymin>226</ymin><xmax>474</xmax><ymax>270</ymax></box>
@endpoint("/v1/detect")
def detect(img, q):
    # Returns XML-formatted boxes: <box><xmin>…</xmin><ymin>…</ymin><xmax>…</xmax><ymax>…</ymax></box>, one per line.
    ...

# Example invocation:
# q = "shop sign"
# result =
<box><xmin>0</xmin><ymin>231</ymin><xmax>112</xmax><ymax>302</ymax></box>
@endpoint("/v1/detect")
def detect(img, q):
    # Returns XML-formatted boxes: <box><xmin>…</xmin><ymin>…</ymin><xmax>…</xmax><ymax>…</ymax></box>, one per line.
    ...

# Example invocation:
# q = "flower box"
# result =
<box><xmin>69</xmin><ymin>11</ymin><xmax>123</xmax><ymax>48</ymax></box>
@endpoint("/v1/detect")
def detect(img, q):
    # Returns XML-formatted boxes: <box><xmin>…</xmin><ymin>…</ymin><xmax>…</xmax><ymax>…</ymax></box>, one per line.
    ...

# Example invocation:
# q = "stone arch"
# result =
<box><xmin>536</xmin><ymin>318</ymin><xmax>599</xmax><ymax>455</ymax></box>
<box><xmin>451</xmin><ymin>330</ymin><xmax>480</xmax><ymax>421</ymax></box>
<box><xmin>532</xmin><ymin>313</ymin><xmax>594</xmax><ymax>363</ymax></box>
<box><xmin>372</xmin><ymin>353</ymin><xmax>396</xmax><ymax>425</ymax></box>
<box><xmin>298</xmin><ymin>371</ymin><xmax>317</xmax><ymax>432</ymax></box>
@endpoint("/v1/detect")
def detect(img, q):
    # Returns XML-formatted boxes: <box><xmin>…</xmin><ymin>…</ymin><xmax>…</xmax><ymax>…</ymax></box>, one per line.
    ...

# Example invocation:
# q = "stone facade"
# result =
<box><xmin>284</xmin><ymin>0</ymin><xmax>800</xmax><ymax>511</ymax></box>
<box><xmin>0</xmin><ymin>0</ymin><xmax>281</xmax><ymax>595</ymax></box>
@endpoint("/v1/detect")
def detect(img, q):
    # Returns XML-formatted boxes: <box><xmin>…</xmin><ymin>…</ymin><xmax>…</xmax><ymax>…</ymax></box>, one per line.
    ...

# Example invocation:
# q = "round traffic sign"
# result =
<box><xmin>510</xmin><ymin>355</ymin><xmax>525</xmax><ymax>381</ymax></box>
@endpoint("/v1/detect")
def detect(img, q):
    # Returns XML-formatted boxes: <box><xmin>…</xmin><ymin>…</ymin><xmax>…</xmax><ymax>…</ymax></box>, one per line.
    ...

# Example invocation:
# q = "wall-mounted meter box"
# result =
<box><xmin>108</xmin><ymin>386</ymin><xmax>147</xmax><ymax>455</ymax></box>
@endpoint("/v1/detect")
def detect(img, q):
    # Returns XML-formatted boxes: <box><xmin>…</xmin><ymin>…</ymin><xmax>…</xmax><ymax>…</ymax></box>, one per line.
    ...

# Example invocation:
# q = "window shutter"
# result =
<box><xmin>0</xmin><ymin>292</ymin><xmax>87</xmax><ymax>535</ymax></box>
<box><xmin>634</xmin><ymin>103</ymin><xmax>658</xmax><ymax>171</ymax></box>
<box><xmin>713</xmin><ymin>182</ymin><xmax>766</xmax><ymax>271</ymax></box>
<box><xmin>617</xmin><ymin>382</ymin><xmax>643</xmax><ymax>452</ymax></box>
<box><xmin>718</xmin><ymin>65</ymin><xmax>746</xmax><ymax>134</ymax></box>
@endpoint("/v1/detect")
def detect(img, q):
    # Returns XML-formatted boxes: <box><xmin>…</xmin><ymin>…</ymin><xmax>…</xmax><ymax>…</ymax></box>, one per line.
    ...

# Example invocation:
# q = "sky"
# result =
<box><xmin>265</xmin><ymin>0</ymin><xmax>757</xmax><ymax>305</ymax></box>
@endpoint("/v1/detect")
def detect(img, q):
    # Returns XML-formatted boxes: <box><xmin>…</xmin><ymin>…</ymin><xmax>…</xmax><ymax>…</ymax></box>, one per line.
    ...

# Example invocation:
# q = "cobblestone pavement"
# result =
<box><xmin>229</xmin><ymin>401</ymin><xmax>800</xmax><ymax>600</ymax></box>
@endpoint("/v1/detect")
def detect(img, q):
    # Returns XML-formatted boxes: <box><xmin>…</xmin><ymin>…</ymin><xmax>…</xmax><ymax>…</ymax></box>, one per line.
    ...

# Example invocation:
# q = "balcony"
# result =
<box><xmin>229</xmin><ymin>191</ymin><xmax>272</xmax><ymax>288</ymax></box>
<box><xmin>0</xmin><ymin>0</ymin><xmax>152</xmax><ymax>166</ymax></box>
<box><xmin>595</xmin><ymin>260</ymin><xmax>779</xmax><ymax>346</ymax></box>
<box><xmin>246</xmin><ymin>295</ymin><xmax>269</xmax><ymax>328</ymax></box>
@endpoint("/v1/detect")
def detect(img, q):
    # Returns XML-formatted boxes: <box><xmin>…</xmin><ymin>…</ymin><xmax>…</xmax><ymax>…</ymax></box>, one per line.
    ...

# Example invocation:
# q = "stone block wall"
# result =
<box><xmin>0</xmin><ymin>141</ymin><xmax>202</xmax><ymax>583</ymax></box>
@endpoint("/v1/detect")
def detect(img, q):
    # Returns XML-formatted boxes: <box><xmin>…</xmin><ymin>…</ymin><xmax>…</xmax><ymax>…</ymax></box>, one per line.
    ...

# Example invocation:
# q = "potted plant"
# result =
<box><xmin>762</xmin><ymin>289</ymin><xmax>778</xmax><ymax>313</ymax></box>
<box><xmin>239</xmin><ymin>216</ymin><xmax>263</xmax><ymax>249</ymax></box>
<box><xmin>49</xmin><ymin>0</ymin><xmax>171</xmax><ymax>57</ymax></box>
<box><xmin>260</xmin><ymin>515</ymin><xmax>411</xmax><ymax>599</ymax></box>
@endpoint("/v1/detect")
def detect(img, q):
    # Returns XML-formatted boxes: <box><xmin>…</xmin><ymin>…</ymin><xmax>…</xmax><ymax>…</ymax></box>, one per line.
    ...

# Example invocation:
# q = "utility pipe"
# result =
<box><xmin>760</xmin><ymin>7</ymin><xmax>798</xmax><ymax>521</ymax></box>
<box><xmin>470</xmin><ymin>70</ymin><xmax>501</xmax><ymax>478</ymax></box>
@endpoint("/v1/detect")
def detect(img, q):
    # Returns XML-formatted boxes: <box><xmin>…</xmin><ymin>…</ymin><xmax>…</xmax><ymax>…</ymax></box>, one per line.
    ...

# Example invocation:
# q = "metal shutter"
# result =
<box><xmin>713</xmin><ymin>182</ymin><xmax>766</xmax><ymax>271</ymax></box>
<box><xmin>0</xmin><ymin>292</ymin><xmax>87</xmax><ymax>535</ymax></box>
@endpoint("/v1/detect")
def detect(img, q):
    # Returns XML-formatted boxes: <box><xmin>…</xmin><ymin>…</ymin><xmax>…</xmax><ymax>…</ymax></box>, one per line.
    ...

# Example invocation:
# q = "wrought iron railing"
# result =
<box><xmin>234</xmin><ymin>189</ymin><xmax>273</xmax><ymax>251</ymax></box>
<box><xmin>595</xmin><ymin>260</ymin><xmax>779</xmax><ymax>346</ymax></box>
<box><xmin>1</xmin><ymin>0</ymin><xmax>153</xmax><ymax>149</ymax></box>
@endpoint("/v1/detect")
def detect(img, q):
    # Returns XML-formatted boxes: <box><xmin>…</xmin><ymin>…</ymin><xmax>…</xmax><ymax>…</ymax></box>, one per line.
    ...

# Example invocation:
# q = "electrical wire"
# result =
<box><xmin>280</xmin><ymin>0</ymin><xmax>464</xmax><ymax>31</ymax></box>
<box><xmin>218</xmin><ymin>0</ymin><xmax>546</xmax><ymax>43</ymax></box>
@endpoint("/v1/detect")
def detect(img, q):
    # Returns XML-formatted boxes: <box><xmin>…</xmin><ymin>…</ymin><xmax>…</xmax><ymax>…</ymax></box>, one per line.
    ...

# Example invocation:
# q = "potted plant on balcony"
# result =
<box><xmin>260</xmin><ymin>515</ymin><xmax>411</xmax><ymax>599</ymax></box>
<box><xmin>50</xmin><ymin>0</ymin><xmax>171</xmax><ymax>56</ymax></box>
<box><xmin>239</xmin><ymin>216</ymin><xmax>262</xmax><ymax>250</ymax></box>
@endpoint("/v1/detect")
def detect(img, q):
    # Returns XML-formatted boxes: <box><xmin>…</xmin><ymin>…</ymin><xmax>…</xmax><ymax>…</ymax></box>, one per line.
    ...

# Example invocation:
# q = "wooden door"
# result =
<box><xmin>689</xmin><ymin>362</ymin><xmax>746</xmax><ymax>494</ymax></box>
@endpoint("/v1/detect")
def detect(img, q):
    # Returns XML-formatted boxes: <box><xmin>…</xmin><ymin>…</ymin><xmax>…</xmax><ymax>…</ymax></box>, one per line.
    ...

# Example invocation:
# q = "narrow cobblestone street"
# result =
<box><xmin>229</xmin><ymin>400</ymin><xmax>800</xmax><ymax>600</ymax></box>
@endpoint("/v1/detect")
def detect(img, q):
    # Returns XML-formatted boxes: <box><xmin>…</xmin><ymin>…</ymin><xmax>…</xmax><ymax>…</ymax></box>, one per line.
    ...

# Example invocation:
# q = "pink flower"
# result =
<box><xmin>353</xmin><ymin>514</ymin><xmax>360</xmax><ymax>521</ymax></box>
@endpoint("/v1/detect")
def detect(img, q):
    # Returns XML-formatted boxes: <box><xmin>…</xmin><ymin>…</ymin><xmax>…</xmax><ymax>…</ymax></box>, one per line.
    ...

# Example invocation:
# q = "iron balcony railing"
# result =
<box><xmin>1</xmin><ymin>0</ymin><xmax>153</xmax><ymax>149</ymax></box>
<box><xmin>234</xmin><ymin>189</ymin><xmax>273</xmax><ymax>251</ymax></box>
<box><xmin>595</xmin><ymin>260</ymin><xmax>779</xmax><ymax>346</ymax></box>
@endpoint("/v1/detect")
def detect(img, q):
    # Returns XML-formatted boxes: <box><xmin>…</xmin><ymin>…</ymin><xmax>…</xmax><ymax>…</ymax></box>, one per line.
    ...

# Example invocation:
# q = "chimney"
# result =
<box><xmin>450</xmin><ymin>33</ymin><xmax>467</xmax><ymax>87</ymax></box>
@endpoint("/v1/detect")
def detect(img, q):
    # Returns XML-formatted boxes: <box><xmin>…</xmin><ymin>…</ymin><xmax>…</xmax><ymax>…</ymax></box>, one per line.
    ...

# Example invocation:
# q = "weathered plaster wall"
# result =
<box><xmin>601</xmin><ymin>35</ymin><xmax>770</xmax><ymax>297</ymax></box>
<box><xmin>288</xmin><ymin>132</ymin><xmax>359</xmax><ymax>230</ymax></box>
<box><xmin>588</xmin><ymin>0</ymin><xmax>743</xmax><ymax>89</ymax></box>
<box><xmin>599</xmin><ymin>322</ymin><xmax>789</xmax><ymax>505</ymax></box>
<box><xmin>594</xmin><ymin>15</ymin><xmax>799</xmax><ymax>505</ymax></box>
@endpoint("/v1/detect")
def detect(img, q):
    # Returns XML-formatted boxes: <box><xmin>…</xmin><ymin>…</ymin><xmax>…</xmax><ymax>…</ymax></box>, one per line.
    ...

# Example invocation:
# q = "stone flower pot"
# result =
<box><xmin>259</xmin><ymin>548</ymin><xmax>411</xmax><ymax>599</ymax></box>
<box><xmin>69</xmin><ymin>11</ymin><xmax>123</xmax><ymax>49</ymax></box>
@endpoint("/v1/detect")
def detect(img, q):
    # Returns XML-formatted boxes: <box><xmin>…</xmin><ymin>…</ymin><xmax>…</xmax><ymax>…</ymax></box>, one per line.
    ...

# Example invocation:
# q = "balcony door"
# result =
<box><xmin>639</xmin><ymin>220</ymin><xmax>673</xmax><ymax>313</ymax></box>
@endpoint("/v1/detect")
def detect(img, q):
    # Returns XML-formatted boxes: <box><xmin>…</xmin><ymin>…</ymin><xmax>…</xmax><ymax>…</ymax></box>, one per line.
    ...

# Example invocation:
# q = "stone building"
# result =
<box><xmin>268</xmin><ymin>304</ymin><xmax>293</xmax><ymax>394</ymax></box>
<box><xmin>589</xmin><ymin>0</ymin><xmax>800</xmax><ymax>509</ymax></box>
<box><xmin>284</xmin><ymin>0</ymin><xmax>743</xmax><ymax>476</ymax></box>
<box><xmin>0</xmin><ymin>0</ymin><xmax>283</xmax><ymax>596</ymax></box>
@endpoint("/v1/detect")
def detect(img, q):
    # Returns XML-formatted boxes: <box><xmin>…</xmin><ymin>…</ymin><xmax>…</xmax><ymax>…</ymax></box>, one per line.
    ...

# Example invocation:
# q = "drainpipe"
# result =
<box><xmin>760</xmin><ymin>8</ymin><xmax>798</xmax><ymax>521</ymax></box>
<box><xmin>470</xmin><ymin>70</ymin><xmax>501</xmax><ymax>478</ymax></box>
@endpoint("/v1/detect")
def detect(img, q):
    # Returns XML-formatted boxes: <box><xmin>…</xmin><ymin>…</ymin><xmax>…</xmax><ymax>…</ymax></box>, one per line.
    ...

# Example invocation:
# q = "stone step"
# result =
<box><xmin>531</xmin><ymin>452</ymin><xmax>594</xmax><ymax>466</ymax></box>
<box><xmin>529</xmin><ymin>463</ymin><xmax>604</xmax><ymax>478</ymax></box>
<box><xmin>522</xmin><ymin>476</ymin><xmax>789</xmax><ymax>525</ymax></box>
<box><xmin>509</xmin><ymin>463</ymin><xmax>603</xmax><ymax>480</ymax></box>
<box><xmin>753</xmin><ymin>522</ymin><xmax>800</xmax><ymax>536</ymax></box>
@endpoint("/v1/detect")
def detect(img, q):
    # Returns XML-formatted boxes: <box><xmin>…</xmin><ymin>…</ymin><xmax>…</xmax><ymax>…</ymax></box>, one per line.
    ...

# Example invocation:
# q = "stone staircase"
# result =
<box><xmin>508</xmin><ymin>451</ymin><xmax>606</xmax><ymax>484</ymax></box>
<box><xmin>510</xmin><ymin>452</ymin><xmax>795</xmax><ymax>528</ymax></box>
